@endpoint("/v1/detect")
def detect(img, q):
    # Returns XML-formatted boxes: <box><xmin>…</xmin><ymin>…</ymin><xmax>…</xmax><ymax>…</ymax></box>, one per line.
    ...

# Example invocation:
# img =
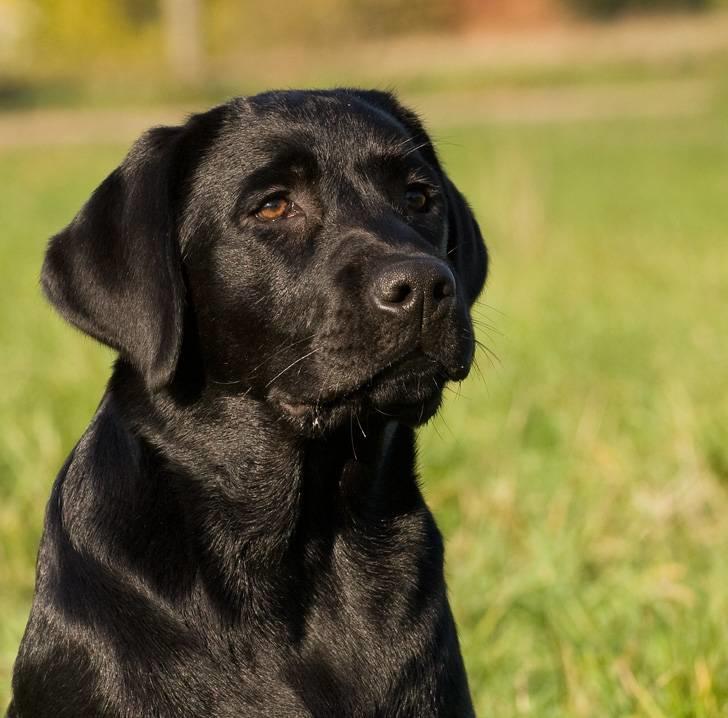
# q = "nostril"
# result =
<box><xmin>371</xmin><ymin>259</ymin><xmax>455</xmax><ymax>316</ymax></box>
<box><xmin>382</xmin><ymin>280</ymin><xmax>413</xmax><ymax>305</ymax></box>
<box><xmin>433</xmin><ymin>277</ymin><xmax>454</xmax><ymax>302</ymax></box>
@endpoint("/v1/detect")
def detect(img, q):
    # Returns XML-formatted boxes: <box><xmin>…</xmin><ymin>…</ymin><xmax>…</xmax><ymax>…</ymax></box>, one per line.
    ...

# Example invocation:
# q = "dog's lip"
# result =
<box><xmin>277</xmin><ymin>400</ymin><xmax>311</xmax><ymax>418</ymax></box>
<box><xmin>271</xmin><ymin>350</ymin><xmax>466</xmax><ymax>419</ymax></box>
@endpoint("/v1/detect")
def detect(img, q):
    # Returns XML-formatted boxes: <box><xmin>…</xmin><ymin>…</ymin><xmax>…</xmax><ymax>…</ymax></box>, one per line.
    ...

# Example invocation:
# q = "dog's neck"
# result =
<box><xmin>104</xmin><ymin>369</ymin><xmax>426</xmax><ymax>614</ymax></box>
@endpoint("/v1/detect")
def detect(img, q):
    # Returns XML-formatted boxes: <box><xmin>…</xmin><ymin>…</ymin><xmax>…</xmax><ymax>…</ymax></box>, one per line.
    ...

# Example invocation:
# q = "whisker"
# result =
<box><xmin>430</xmin><ymin>131</ymin><xmax>462</xmax><ymax>150</ymax></box>
<box><xmin>470</xmin><ymin>318</ymin><xmax>503</xmax><ymax>336</ymax></box>
<box><xmin>355</xmin><ymin>412</ymin><xmax>367</xmax><ymax>439</ymax></box>
<box><xmin>390</xmin><ymin>135</ymin><xmax>419</xmax><ymax>153</ymax></box>
<box><xmin>315</xmin><ymin>362</ymin><xmax>338</xmax><ymax>411</ymax></box>
<box><xmin>402</xmin><ymin>141</ymin><xmax>430</xmax><ymax>158</ymax></box>
<box><xmin>431</xmin><ymin>416</ymin><xmax>444</xmax><ymax>442</ymax></box>
<box><xmin>473</xmin><ymin>302</ymin><xmax>506</xmax><ymax>317</ymax></box>
<box><xmin>350</xmin><ymin>413</ymin><xmax>358</xmax><ymax>462</ymax></box>
<box><xmin>476</xmin><ymin>340</ymin><xmax>501</xmax><ymax>368</ymax></box>
<box><xmin>251</xmin><ymin>334</ymin><xmax>317</xmax><ymax>374</ymax></box>
<box><xmin>265</xmin><ymin>347</ymin><xmax>321</xmax><ymax>388</ymax></box>
<box><xmin>431</xmin><ymin>409</ymin><xmax>455</xmax><ymax>440</ymax></box>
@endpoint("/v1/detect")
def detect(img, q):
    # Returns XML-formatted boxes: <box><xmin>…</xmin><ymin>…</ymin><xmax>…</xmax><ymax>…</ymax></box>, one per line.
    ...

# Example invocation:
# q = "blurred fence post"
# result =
<box><xmin>160</xmin><ymin>0</ymin><xmax>204</xmax><ymax>83</ymax></box>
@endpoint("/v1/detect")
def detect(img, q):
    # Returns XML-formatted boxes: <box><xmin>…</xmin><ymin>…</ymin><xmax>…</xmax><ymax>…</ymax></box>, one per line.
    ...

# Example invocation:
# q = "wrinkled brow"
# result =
<box><xmin>358</xmin><ymin>148</ymin><xmax>439</xmax><ymax>185</ymax></box>
<box><xmin>240</xmin><ymin>144</ymin><xmax>321</xmax><ymax>195</ymax></box>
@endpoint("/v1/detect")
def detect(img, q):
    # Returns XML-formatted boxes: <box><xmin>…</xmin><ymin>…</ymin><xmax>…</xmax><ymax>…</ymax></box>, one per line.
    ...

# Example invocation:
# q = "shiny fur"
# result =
<box><xmin>8</xmin><ymin>89</ymin><xmax>487</xmax><ymax>717</ymax></box>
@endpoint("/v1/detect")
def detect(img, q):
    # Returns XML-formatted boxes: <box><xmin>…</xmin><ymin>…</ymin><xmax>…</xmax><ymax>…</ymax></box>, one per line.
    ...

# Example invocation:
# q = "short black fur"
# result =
<box><xmin>8</xmin><ymin>89</ymin><xmax>487</xmax><ymax>717</ymax></box>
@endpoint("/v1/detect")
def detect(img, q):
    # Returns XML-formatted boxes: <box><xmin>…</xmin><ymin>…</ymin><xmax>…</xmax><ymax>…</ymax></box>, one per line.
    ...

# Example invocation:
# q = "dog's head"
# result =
<box><xmin>42</xmin><ymin>90</ymin><xmax>487</xmax><ymax>433</ymax></box>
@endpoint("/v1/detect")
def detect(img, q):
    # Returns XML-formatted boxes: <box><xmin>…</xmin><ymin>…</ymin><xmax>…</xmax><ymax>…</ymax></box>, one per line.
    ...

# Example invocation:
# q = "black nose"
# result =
<box><xmin>371</xmin><ymin>258</ymin><xmax>456</xmax><ymax>325</ymax></box>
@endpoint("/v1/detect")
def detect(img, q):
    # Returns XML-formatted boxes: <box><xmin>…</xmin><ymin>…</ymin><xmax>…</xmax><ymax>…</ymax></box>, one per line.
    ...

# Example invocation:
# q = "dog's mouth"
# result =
<box><xmin>270</xmin><ymin>350</ymin><xmax>469</xmax><ymax>431</ymax></box>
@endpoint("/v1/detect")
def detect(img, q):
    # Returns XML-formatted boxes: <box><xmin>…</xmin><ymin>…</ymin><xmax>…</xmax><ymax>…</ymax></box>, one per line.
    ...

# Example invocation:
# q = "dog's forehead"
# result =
<box><xmin>220</xmin><ymin>91</ymin><xmax>414</xmax><ymax>168</ymax></box>
<box><xmin>245</xmin><ymin>90</ymin><xmax>404</xmax><ymax>134</ymax></box>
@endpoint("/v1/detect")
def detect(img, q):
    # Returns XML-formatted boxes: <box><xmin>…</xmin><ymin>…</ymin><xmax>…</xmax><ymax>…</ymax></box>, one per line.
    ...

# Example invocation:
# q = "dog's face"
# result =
<box><xmin>42</xmin><ymin>90</ymin><xmax>487</xmax><ymax>433</ymax></box>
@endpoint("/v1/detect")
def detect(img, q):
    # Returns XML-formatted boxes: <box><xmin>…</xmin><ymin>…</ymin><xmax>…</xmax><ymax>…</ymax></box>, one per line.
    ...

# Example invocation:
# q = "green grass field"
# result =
<box><xmin>2</xmin><ymin>63</ymin><xmax>728</xmax><ymax>714</ymax></box>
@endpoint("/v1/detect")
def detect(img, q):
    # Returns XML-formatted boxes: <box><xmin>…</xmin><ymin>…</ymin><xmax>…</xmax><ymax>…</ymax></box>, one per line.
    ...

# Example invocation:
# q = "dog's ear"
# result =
<box><xmin>346</xmin><ymin>89</ymin><xmax>488</xmax><ymax>305</ymax></box>
<box><xmin>41</xmin><ymin>126</ymin><xmax>186</xmax><ymax>391</ymax></box>
<box><xmin>441</xmin><ymin>177</ymin><xmax>488</xmax><ymax>306</ymax></box>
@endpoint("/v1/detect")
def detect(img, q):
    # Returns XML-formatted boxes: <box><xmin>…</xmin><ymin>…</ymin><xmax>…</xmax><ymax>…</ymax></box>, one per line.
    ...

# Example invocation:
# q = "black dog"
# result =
<box><xmin>8</xmin><ymin>89</ymin><xmax>487</xmax><ymax>717</ymax></box>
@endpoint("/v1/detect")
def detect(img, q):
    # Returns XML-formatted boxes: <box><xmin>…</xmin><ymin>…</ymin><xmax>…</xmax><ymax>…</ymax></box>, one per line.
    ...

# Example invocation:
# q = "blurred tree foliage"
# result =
<box><xmin>0</xmin><ymin>0</ymin><xmax>721</xmax><ymax>81</ymax></box>
<box><xmin>205</xmin><ymin>0</ymin><xmax>456</xmax><ymax>51</ymax></box>
<box><xmin>3</xmin><ymin>0</ymin><xmax>457</xmax><ymax>75</ymax></box>
<box><xmin>4</xmin><ymin>0</ymin><xmax>161</xmax><ymax>74</ymax></box>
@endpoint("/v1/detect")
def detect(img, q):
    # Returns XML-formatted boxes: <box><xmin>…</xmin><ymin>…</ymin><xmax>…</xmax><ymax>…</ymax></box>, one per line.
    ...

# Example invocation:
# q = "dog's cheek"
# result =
<box><xmin>183</xmin><ymin>243</ymin><xmax>275</xmax><ymax>383</ymax></box>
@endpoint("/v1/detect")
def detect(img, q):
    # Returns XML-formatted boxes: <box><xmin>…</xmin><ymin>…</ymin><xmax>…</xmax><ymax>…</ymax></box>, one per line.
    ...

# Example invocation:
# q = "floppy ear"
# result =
<box><xmin>345</xmin><ymin>88</ymin><xmax>488</xmax><ymax>305</ymax></box>
<box><xmin>442</xmin><ymin>178</ymin><xmax>488</xmax><ymax>306</ymax></box>
<box><xmin>41</xmin><ymin>126</ymin><xmax>185</xmax><ymax>391</ymax></box>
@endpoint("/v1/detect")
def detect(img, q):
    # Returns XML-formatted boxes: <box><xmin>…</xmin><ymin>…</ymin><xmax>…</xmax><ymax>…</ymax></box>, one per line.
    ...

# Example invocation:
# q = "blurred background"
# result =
<box><xmin>2</xmin><ymin>0</ymin><xmax>728</xmax><ymax>714</ymax></box>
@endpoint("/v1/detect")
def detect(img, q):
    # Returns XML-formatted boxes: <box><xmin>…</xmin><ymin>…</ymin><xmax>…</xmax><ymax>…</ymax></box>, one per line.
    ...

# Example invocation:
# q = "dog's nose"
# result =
<box><xmin>371</xmin><ymin>258</ymin><xmax>456</xmax><ymax>325</ymax></box>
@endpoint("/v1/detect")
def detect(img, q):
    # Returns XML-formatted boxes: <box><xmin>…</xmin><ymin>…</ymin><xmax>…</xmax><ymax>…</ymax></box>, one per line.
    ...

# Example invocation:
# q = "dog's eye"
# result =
<box><xmin>405</xmin><ymin>186</ymin><xmax>429</xmax><ymax>213</ymax></box>
<box><xmin>255</xmin><ymin>196</ymin><xmax>294</xmax><ymax>221</ymax></box>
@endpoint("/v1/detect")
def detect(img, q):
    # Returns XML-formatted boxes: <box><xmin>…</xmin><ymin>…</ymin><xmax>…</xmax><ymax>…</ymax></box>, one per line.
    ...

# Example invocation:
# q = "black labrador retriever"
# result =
<box><xmin>8</xmin><ymin>89</ymin><xmax>487</xmax><ymax>717</ymax></box>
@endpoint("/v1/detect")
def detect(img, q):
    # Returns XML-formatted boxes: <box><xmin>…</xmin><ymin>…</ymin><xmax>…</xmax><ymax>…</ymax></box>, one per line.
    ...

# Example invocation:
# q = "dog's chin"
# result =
<box><xmin>270</xmin><ymin>356</ymin><xmax>464</xmax><ymax>437</ymax></box>
<box><xmin>364</xmin><ymin>369</ymin><xmax>446</xmax><ymax>425</ymax></box>
<box><xmin>273</xmin><ymin>389</ymin><xmax>443</xmax><ymax>438</ymax></box>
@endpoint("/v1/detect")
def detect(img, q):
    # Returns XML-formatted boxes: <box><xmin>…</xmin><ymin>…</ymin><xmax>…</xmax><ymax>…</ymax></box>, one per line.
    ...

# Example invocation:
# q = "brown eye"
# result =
<box><xmin>256</xmin><ymin>196</ymin><xmax>292</xmax><ymax>221</ymax></box>
<box><xmin>405</xmin><ymin>187</ymin><xmax>429</xmax><ymax>212</ymax></box>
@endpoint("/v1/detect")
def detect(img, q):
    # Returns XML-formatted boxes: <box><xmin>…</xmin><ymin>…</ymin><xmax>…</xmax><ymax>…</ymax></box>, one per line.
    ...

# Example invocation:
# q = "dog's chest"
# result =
<box><xmin>187</xmin><ymin>527</ymin><xmax>450</xmax><ymax>716</ymax></box>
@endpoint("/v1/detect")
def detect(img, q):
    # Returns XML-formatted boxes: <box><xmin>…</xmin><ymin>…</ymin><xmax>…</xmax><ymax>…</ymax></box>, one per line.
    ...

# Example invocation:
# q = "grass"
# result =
<box><xmin>1</xmin><ymin>68</ymin><xmax>728</xmax><ymax>715</ymax></box>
